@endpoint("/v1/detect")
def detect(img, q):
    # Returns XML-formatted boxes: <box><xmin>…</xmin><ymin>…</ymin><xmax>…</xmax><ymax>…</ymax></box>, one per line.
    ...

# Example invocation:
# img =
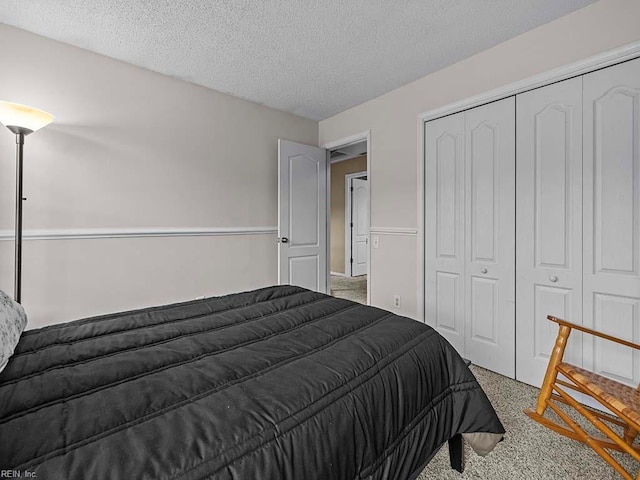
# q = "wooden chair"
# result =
<box><xmin>525</xmin><ymin>315</ymin><xmax>640</xmax><ymax>480</ymax></box>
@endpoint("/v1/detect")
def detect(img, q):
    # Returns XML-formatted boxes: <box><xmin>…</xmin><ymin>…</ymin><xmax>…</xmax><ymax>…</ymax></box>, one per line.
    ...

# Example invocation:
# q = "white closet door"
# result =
<box><xmin>515</xmin><ymin>76</ymin><xmax>584</xmax><ymax>387</ymax></box>
<box><xmin>583</xmin><ymin>58</ymin><xmax>640</xmax><ymax>386</ymax></box>
<box><xmin>464</xmin><ymin>97</ymin><xmax>515</xmax><ymax>378</ymax></box>
<box><xmin>425</xmin><ymin>112</ymin><xmax>466</xmax><ymax>354</ymax></box>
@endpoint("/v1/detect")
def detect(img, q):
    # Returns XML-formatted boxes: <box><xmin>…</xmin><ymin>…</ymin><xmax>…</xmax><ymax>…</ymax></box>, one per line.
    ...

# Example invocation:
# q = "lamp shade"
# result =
<box><xmin>0</xmin><ymin>101</ymin><xmax>54</xmax><ymax>135</ymax></box>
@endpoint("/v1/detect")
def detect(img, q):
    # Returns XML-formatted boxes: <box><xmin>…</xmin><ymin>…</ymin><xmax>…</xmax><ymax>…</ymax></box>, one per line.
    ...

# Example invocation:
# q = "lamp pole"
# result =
<box><xmin>0</xmin><ymin>101</ymin><xmax>54</xmax><ymax>303</ymax></box>
<box><xmin>14</xmin><ymin>132</ymin><xmax>25</xmax><ymax>303</ymax></box>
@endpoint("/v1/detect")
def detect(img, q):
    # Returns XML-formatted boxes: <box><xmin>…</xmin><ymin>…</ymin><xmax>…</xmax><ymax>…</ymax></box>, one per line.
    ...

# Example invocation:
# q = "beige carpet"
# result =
<box><xmin>330</xmin><ymin>274</ymin><xmax>367</xmax><ymax>304</ymax></box>
<box><xmin>418</xmin><ymin>366</ymin><xmax>637</xmax><ymax>479</ymax></box>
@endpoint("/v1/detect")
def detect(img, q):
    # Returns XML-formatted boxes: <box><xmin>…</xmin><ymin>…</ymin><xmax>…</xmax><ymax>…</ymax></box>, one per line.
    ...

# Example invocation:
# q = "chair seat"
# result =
<box><xmin>557</xmin><ymin>362</ymin><xmax>640</xmax><ymax>428</ymax></box>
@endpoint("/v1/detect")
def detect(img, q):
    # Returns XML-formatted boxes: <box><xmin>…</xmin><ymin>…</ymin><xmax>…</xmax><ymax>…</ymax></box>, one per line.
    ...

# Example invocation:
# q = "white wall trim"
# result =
<box><xmin>416</xmin><ymin>41</ymin><xmax>640</xmax><ymax>323</ymax></box>
<box><xmin>322</xmin><ymin>131</ymin><xmax>371</xmax><ymax>151</ymax></box>
<box><xmin>0</xmin><ymin>226</ymin><xmax>278</xmax><ymax>241</ymax></box>
<box><xmin>321</xmin><ymin>130</ymin><xmax>371</xmax><ymax>305</ymax></box>
<box><xmin>417</xmin><ymin>109</ymin><xmax>425</xmax><ymax>323</ymax></box>
<box><xmin>369</xmin><ymin>227</ymin><xmax>417</xmax><ymax>236</ymax></box>
<box><xmin>418</xmin><ymin>41</ymin><xmax>640</xmax><ymax>123</ymax></box>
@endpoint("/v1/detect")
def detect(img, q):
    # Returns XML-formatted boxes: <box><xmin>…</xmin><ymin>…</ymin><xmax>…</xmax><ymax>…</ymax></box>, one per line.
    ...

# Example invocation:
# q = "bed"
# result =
<box><xmin>0</xmin><ymin>285</ymin><xmax>504</xmax><ymax>479</ymax></box>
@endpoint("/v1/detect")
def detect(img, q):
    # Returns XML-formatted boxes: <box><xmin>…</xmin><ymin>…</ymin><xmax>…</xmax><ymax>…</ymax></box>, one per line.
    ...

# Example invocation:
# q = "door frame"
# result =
<box><xmin>417</xmin><ymin>40</ymin><xmax>640</xmax><ymax>324</ymax></box>
<box><xmin>321</xmin><ymin>130</ymin><xmax>371</xmax><ymax>304</ymax></box>
<box><xmin>344</xmin><ymin>171</ymin><xmax>368</xmax><ymax>277</ymax></box>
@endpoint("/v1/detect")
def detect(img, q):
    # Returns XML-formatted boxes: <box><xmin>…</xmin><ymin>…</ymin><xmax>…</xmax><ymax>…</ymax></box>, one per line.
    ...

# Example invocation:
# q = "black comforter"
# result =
<box><xmin>0</xmin><ymin>286</ymin><xmax>504</xmax><ymax>479</ymax></box>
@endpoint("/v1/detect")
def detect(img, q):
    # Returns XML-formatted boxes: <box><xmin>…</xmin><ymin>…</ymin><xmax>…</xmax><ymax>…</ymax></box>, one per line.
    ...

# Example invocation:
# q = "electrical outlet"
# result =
<box><xmin>373</xmin><ymin>236</ymin><xmax>380</xmax><ymax>249</ymax></box>
<box><xmin>393</xmin><ymin>295</ymin><xmax>401</xmax><ymax>309</ymax></box>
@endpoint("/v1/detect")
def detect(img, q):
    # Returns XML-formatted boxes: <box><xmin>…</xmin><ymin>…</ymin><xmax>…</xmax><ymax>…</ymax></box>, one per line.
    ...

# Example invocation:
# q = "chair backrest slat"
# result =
<box><xmin>547</xmin><ymin>315</ymin><xmax>640</xmax><ymax>351</ymax></box>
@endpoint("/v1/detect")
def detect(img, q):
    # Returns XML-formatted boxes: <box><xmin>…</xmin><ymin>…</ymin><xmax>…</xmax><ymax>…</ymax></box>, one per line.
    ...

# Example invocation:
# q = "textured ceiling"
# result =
<box><xmin>0</xmin><ymin>0</ymin><xmax>595</xmax><ymax>120</ymax></box>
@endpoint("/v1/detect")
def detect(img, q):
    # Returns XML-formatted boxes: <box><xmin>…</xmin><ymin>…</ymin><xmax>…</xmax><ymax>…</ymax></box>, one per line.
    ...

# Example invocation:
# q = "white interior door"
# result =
<box><xmin>582</xmin><ymin>57</ymin><xmax>640</xmax><ymax>386</ymax></box>
<box><xmin>351</xmin><ymin>178</ymin><xmax>369</xmax><ymax>276</ymax></box>
<box><xmin>464</xmin><ymin>97</ymin><xmax>515</xmax><ymax>378</ymax></box>
<box><xmin>516</xmin><ymin>76</ymin><xmax>584</xmax><ymax>387</ymax></box>
<box><xmin>278</xmin><ymin>139</ymin><xmax>327</xmax><ymax>293</ymax></box>
<box><xmin>425</xmin><ymin>111</ymin><xmax>466</xmax><ymax>354</ymax></box>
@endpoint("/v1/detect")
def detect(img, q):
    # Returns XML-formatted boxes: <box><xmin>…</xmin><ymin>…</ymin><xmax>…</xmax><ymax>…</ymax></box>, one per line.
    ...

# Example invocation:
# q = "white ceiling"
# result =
<box><xmin>0</xmin><ymin>1</ymin><xmax>595</xmax><ymax>120</ymax></box>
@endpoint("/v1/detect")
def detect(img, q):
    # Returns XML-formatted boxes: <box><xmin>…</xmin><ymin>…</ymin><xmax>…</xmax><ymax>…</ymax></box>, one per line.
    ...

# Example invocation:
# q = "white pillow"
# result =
<box><xmin>0</xmin><ymin>289</ymin><xmax>27</xmax><ymax>373</ymax></box>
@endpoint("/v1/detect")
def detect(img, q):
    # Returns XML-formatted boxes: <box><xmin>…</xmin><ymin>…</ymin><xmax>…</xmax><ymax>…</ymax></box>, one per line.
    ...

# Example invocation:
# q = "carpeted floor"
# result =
<box><xmin>417</xmin><ymin>365</ymin><xmax>636</xmax><ymax>479</ymax></box>
<box><xmin>328</xmin><ymin>277</ymin><xmax>636</xmax><ymax>478</ymax></box>
<box><xmin>330</xmin><ymin>274</ymin><xmax>367</xmax><ymax>304</ymax></box>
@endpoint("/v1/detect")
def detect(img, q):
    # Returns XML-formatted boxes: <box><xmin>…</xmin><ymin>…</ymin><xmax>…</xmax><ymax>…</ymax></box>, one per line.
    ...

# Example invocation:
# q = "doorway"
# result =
<box><xmin>277</xmin><ymin>131</ymin><xmax>371</xmax><ymax>304</ymax></box>
<box><xmin>327</xmin><ymin>140</ymin><xmax>368</xmax><ymax>305</ymax></box>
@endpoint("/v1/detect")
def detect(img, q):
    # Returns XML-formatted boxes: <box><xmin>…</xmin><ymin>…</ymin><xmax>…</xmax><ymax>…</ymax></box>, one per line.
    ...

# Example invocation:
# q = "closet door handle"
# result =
<box><xmin>480</xmin><ymin>268</ymin><xmax>488</xmax><ymax>274</ymax></box>
<box><xmin>549</xmin><ymin>275</ymin><xmax>558</xmax><ymax>283</ymax></box>
<box><xmin>280</xmin><ymin>237</ymin><xmax>289</xmax><ymax>244</ymax></box>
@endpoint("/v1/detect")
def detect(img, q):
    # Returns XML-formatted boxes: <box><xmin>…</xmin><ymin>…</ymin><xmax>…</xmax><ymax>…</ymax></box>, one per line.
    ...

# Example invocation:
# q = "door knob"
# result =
<box><xmin>480</xmin><ymin>268</ymin><xmax>488</xmax><ymax>274</ymax></box>
<box><xmin>281</xmin><ymin>237</ymin><xmax>289</xmax><ymax>243</ymax></box>
<box><xmin>549</xmin><ymin>275</ymin><xmax>558</xmax><ymax>283</ymax></box>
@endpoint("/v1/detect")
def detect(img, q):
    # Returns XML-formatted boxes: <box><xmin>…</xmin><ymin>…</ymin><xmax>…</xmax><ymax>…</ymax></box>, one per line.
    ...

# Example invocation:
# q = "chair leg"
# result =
<box><xmin>535</xmin><ymin>325</ymin><xmax>572</xmax><ymax>415</ymax></box>
<box><xmin>551</xmin><ymin>385</ymin><xmax>636</xmax><ymax>480</ymax></box>
<box><xmin>448</xmin><ymin>434</ymin><xmax>464</xmax><ymax>473</ymax></box>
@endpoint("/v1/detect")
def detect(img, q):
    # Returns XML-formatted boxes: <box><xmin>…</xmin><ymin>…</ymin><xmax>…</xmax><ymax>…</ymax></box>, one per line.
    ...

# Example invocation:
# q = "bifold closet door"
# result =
<box><xmin>582</xmin><ymin>57</ymin><xmax>640</xmax><ymax>386</ymax></box>
<box><xmin>464</xmin><ymin>98</ymin><xmax>515</xmax><ymax>378</ymax></box>
<box><xmin>425</xmin><ymin>97</ymin><xmax>515</xmax><ymax>377</ymax></box>
<box><xmin>515</xmin><ymin>76</ymin><xmax>584</xmax><ymax>388</ymax></box>
<box><xmin>425</xmin><ymin>112</ymin><xmax>465</xmax><ymax>354</ymax></box>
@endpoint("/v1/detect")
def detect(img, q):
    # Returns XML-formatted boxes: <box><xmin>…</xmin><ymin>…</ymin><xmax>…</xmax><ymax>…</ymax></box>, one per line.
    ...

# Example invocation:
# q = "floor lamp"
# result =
<box><xmin>0</xmin><ymin>101</ymin><xmax>54</xmax><ymax>303</ymax></box>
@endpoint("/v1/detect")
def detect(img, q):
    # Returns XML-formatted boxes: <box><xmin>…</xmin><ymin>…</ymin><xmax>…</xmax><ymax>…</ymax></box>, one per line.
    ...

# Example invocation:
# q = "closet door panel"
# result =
<box><xmin>593</xmin><ymin>294</ymin><xmax>639</xmax><ymax>383</ymax></box>
<box><xmin>515</xmin><ymin>76</ymin><xmax>583</xmax><ymax>387</ymax></box>
<box><xmin>425</xmin><ymin>112</ymin><xmax>465</xmax><ymax>354</ymax></box>
<box><xmin>470</xmin><ymin>277</ymin><xmax>498</xmax><ymax>342</ymax></box>
<box><xmin>464</xmin><ymin>97</ymin><xmax>515</xmax><ymax>377</ymax></box>
<box><xmin>583</xmin><ymin>57</ymin><xmax>640</xmax><ymax>386</ymax></box>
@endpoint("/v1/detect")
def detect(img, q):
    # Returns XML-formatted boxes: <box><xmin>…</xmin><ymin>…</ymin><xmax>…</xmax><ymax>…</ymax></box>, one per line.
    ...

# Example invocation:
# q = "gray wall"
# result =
<box><xmin>3</xmin><ymin>0</ymin><xmax>639</xmax><ymax>328</ymax></box>
<box><xmin>319</xmin><ymin>0</ymin><xmax>640</xmax><ymax>319</ymax></box>
<box><xmin>0</xmin><ymin>23</ymin><xmax>318</xmax><ymax>328</ymax></box>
